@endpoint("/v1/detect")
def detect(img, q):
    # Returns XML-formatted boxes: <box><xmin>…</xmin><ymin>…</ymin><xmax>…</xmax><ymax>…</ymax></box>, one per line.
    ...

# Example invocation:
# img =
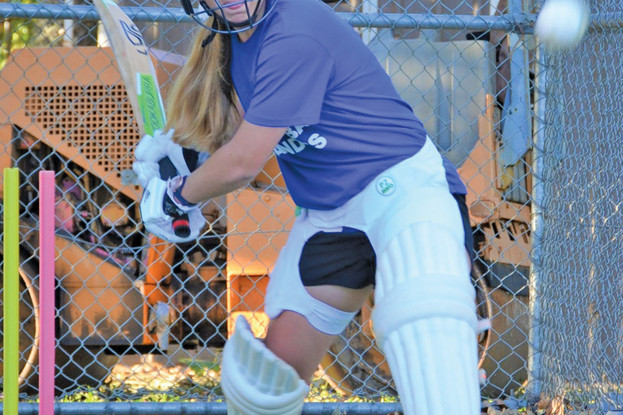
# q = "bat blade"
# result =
<box><xmin>94</xmin><ymin>0</ymin><xmax>193</xmax><ymax>238</ymax></box>
<box><xmin>93</xmin><ymin>0</ymin><xmax>166</xmax><ymax>136</ymax></box>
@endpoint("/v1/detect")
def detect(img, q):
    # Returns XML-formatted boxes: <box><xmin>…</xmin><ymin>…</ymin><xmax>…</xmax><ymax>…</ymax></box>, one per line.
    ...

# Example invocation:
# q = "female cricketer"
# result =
<box><xmin>135</xmin><ymin>0</ymin><xmax>482</xmax><ymax>412</ymax></box>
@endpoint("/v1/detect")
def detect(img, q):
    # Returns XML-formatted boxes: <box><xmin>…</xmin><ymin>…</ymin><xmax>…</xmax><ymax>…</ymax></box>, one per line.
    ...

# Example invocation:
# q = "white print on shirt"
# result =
<box><xmin>308</xmin><ymin>133</ymin><xmax>327</xmax><ymax>149</ymax></box>
<box><xmin>274</xmin><ymin>137</ymin><xmax>305</xmax><ymax>155</ymax></box>
<box><xmin>274</xmin><ymin>126</ymin><xmax>328</xmax><ymax>157</ymax></box>
<box><xmin>285</xmin><ymin>126</ymin><xmax>306</xmax><ymax>139</ymax></box>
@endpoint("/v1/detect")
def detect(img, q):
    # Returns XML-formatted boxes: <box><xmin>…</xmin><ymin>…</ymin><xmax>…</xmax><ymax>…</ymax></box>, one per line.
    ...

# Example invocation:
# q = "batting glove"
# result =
<box><xmin>133</xmin><ymin>129</ymin><xmax>204</xmax><ymax>187</ymax></box>
<box><xmin>140</xmin><ymin>175</ymin><xmax>206</xmax><ymax>243</ymax></box>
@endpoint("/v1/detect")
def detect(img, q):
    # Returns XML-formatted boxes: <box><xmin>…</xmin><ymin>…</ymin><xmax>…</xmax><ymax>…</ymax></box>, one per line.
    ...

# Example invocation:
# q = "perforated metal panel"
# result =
<box><xmin>24</xmin><ymin>83</ymin><xmax>138</xmax><ymax>181</ymax></box>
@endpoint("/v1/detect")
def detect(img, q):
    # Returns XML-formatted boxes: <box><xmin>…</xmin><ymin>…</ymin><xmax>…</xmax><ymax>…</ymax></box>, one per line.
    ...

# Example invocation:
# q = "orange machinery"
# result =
<box><xmin>0</xmin><ymin>44</ymin><xmax>531</xmax><ymax>396</ymax></box>
<box><xmin>0</xmin><ymin>46</ymin><xmax>290</xmax><ymax>388</ymax></box>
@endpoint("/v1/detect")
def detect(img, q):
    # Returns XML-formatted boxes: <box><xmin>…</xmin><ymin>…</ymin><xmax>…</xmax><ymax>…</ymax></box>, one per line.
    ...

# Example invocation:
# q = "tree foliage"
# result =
<box><xmin>1</xmin><ymin>1</ymin><xmax>34</xmax><ymax>68</ymax></box>
<box><xmin>0</xmin><ymin>0</ymin><xmax>67</xmax><ymax>70</ymax></box>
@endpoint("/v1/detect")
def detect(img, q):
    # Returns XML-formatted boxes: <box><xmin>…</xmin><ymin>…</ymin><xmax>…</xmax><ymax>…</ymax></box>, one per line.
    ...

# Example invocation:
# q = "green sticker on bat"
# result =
<box><xmin>137</xmin><ymin>73</ymin><xmax>166</xmax><ymax>136</ymax></box>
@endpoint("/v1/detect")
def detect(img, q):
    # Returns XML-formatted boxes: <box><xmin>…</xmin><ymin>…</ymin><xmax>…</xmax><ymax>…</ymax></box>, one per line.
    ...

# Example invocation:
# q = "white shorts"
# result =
<box><xmin>264</xmin><ymin>137</ymin><xmax>465</xmax><ymax>335</ymax></box>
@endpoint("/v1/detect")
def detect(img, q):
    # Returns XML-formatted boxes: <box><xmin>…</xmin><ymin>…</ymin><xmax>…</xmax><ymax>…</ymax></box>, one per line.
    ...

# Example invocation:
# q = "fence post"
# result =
<box><xmin>526</xmin><ymin>43</ymin><xmax>548</xmax><ymax>404</ymax></box>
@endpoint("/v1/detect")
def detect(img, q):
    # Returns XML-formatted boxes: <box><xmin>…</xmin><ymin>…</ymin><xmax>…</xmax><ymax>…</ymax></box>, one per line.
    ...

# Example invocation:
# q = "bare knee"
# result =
<box><xmin>263</xmin><ymin>311</ymin><xmax>335</xmax><ymax>383</ymax></box>
<box><xmin>263</xmin><ymin>285</ymin><xmax>372</xmax><ymax>382</ymax></box>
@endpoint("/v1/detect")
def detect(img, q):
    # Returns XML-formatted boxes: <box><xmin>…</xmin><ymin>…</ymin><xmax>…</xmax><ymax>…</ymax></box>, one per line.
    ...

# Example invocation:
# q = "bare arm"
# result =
<box><xmin>180</xmin><ymin>120</ymin><xmax>287</xmax><ymax>204</ymax></box>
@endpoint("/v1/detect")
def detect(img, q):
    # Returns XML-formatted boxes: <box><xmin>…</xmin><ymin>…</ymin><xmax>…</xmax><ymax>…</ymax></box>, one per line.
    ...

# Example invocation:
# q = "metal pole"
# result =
<box><xmin>1</xmin><ymin>401</ymin><xmax>403</xmax><ymax>414</ymax></box>
<box><xmin>526</xmin><ymin>41</ymin><xmax>547</xmax><ymax>404</ymax></box>
<box><xmin>0</xmin><ymin>3</ymin><xmax>535</xmax><ymax>32</ymax></box>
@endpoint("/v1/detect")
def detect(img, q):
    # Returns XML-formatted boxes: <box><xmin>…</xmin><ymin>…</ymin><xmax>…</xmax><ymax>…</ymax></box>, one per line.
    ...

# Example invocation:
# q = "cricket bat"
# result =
<box><xmin>94</xmin><ymin>0</ymin><xmax>190</xmax><ymax>237</ymax></box>
<box><xmin>93</xmin><ymin>0</ymin><xmax>165</xmax><ymax>137</ymax></box>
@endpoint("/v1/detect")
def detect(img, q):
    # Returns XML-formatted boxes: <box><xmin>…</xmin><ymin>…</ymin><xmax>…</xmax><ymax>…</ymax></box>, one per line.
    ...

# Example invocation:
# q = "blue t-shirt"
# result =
<box><xmin>231</xmin><ymin>0</ymin><xmax>466</xmax><ymax>209</ymax></box>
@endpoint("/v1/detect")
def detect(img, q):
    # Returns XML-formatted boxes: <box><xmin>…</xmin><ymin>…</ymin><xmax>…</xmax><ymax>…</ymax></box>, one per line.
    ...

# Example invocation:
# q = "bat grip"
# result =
<box><xmin>171</xmin><ymin>215</ymin><xmax>191</xmax><ymax>238</ymax></box>
<box><xmin>159</xmin><ymin>157</ymin><xmax>192</xmax><ymax>239</ymax></box>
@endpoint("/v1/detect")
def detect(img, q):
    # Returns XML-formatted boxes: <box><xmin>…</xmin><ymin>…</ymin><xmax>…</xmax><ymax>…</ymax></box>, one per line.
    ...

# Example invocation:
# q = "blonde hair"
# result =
<box><xmin>165</xmin><ymin>23</ymin><xmax>240</xmax><ymax>153</ymax></box>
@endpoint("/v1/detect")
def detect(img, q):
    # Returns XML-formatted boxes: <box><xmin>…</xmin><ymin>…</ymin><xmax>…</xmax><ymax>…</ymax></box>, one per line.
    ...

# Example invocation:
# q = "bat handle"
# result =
<box><xmin>171</xmin><ymin>214</ymin><xmax>191</xmax><ymax>238</ymax></box>
<box><xmin>159</xmin><ymin>157</ymin><xmax>193</xmax><ymax>239</ymax></box>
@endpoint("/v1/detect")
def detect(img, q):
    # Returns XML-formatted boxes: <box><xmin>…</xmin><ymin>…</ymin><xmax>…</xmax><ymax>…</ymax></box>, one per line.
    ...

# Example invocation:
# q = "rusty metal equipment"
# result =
<box><xmin>0</xmin><ymin>46</ymin><xmax>226</xmax><ymax>390</ymax></box>
<box><xmin>0</xmin><ymin>39</ymin><xmax>532</xmax><ymax>397</ymax></box>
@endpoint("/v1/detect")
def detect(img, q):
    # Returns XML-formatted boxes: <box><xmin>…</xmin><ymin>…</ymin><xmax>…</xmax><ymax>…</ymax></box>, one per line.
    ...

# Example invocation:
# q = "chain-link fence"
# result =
<box><xmin>529</xmin><ymin>1</ymin><xmax>623</xmax><ymax>412</ymax></box>
<box><xmin>0</xmin><ymin>0</ymin><xmax>620</xmax><ymax>413</ymax></box>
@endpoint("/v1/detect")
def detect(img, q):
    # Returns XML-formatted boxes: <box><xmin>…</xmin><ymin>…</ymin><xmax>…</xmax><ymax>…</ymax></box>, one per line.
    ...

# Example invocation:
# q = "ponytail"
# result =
<box><xmin>165</xmin><ymin>21</ymin><xmax>240</xmax><ymax>153</ymax></box>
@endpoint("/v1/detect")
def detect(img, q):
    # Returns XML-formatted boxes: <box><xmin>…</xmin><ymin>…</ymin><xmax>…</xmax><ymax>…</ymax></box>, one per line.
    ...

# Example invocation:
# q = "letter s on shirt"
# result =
<box><xmin>308</xmin><ymin>133</ymin><xmax>327</xmax><ymax>149</ymax></box>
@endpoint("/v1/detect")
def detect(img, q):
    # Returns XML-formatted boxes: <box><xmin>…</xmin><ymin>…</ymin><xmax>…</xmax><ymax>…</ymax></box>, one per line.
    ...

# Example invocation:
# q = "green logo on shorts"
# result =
<box><xmin>376</xmin><ymin>176</ymin><xmax>396</xmax><ymax>196</ymax></box>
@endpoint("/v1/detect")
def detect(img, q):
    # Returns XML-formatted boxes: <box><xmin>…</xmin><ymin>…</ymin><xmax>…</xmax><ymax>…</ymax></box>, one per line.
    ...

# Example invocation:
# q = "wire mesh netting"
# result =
<box><xmin>0</xmin><ymin>0</ymin><xmax>620</xmax><ymax>413</ymax></box>
<box><xmin>530</xmin><ymin>1</ymin><xmax>623</xmax><ymax>411</ymax></box>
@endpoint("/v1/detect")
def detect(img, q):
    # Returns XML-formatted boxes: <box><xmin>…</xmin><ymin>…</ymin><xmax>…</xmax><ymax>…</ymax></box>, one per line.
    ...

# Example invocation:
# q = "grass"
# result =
<box><xmin>54</xmin><ymin>356</ymin><xmax>398</xmax><ymax>405</ymax></box>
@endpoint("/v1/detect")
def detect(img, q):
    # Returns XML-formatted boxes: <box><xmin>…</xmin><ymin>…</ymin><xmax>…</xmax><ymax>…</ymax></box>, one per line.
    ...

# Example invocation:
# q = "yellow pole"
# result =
<box><xmin>3</xmin><ymin>167</ymin><xmax>20</xmax><ymax>414</ymax></box>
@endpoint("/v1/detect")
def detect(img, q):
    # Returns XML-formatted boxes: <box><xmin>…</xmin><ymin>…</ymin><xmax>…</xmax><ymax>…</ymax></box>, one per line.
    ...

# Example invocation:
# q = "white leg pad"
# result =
<box><xmin>221</xmin><ymin>316</ymin><xmax>309</xmax><ymax>415</ymax></box>
<box><xmin>372</xmin><ymin>223</ymin><xmax>481</xmax><ymax>415</ymax></box>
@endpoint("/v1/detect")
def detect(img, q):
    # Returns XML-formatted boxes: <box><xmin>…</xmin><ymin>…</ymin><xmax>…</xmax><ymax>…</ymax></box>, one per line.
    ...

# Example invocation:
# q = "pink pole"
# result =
<box><xmin>39</xmin><ymin>170</ymin><xmax>56</xmax><ymax>414</ymax></box>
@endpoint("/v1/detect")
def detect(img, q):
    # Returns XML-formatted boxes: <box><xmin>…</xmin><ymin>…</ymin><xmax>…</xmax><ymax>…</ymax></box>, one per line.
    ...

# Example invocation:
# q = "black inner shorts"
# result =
<box><xmin>299</xmin><ymin>227</ymin><xmax>376</xmax><ymax>289</ymax></box>
<box><xmin>298</xmin><ymin>193</ymin><xmax>474</xmax><ymax>289</ymax></box>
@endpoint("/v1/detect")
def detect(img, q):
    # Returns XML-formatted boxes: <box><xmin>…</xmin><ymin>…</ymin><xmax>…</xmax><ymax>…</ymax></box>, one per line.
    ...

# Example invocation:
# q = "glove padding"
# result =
<box><xmin>140</xmin><ymin>176</ymin><xmax>206</xmax><ymax>243</ymax></box>
<box><xmin>133</xmin><ymin>129</ymin><xmax>203</xmax><ymax>187</ymax></box>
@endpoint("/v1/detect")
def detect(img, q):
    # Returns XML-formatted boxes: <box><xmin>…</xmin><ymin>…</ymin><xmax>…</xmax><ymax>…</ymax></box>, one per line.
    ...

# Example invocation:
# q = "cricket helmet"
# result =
<box><xmin>180</xmin><ymin>0</ymin><xmax>276</xmax><ymax>36</ymax></box>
